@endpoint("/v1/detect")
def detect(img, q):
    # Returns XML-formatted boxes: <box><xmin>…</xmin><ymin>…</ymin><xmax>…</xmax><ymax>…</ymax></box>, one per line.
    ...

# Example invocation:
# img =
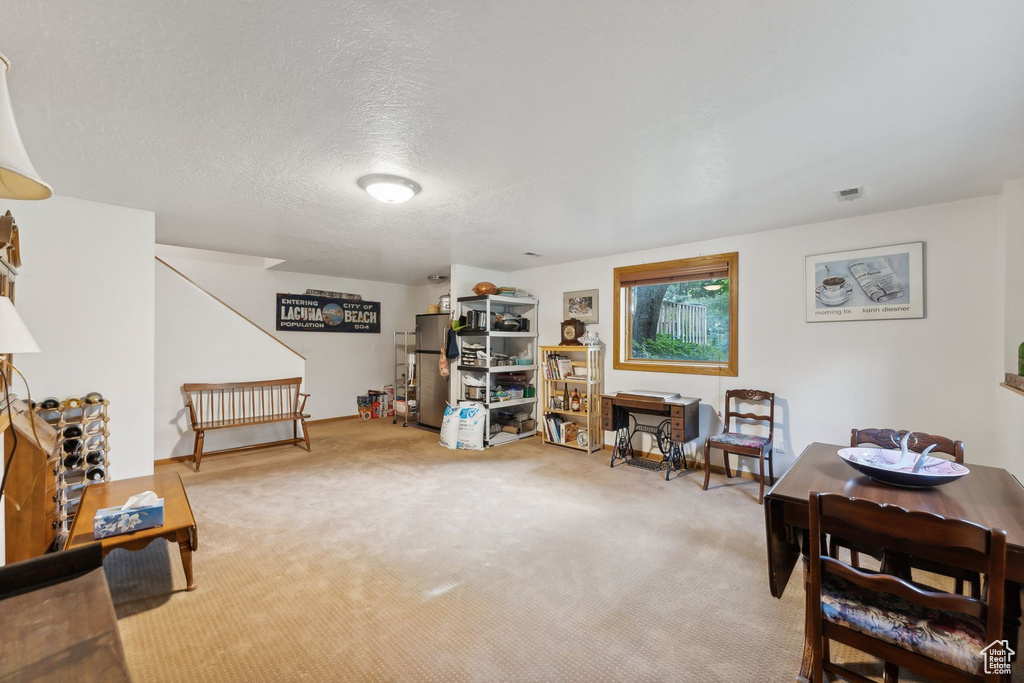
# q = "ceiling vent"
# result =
<box><xmin>836</xmin><ymin>186</ymin><xmax>864</xmax><ymax>201</ymax></box>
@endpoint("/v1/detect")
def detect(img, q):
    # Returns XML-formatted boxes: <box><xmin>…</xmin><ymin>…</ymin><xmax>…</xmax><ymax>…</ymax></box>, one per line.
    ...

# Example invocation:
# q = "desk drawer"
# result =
<box><xmin>671</xmin><ymin>418</ymin><xmax>687</xmax><ymax>430</ymax></box>
<box><xmin>671</xmin><ymin>429</ymin><xmax>687</xmax><ymax>443</ymax></box>
<box><xmin>670</xmin><ymin>405</ymin><xmax>687</xmax><ymax>418</ymax></box>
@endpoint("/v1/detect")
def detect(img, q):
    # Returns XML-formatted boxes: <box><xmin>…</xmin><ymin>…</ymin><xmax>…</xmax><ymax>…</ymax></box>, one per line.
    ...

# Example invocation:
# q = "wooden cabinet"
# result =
<box><xmin>3</xmin><ymin>401</ymin><xmax>60</xmax><ymax>563</ymax></box>
<box><xmin>540</xmin><ymin>345</ymin><xmax>603</xmax><ymax>452</ymax></box>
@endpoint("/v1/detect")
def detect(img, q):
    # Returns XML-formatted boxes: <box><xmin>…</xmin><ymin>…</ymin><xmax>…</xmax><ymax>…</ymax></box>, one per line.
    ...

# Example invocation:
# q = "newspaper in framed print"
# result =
<box><xmin>805</xmin><ymin>242</ymin><xmax>924</xmax><ymax>322</ymax></box>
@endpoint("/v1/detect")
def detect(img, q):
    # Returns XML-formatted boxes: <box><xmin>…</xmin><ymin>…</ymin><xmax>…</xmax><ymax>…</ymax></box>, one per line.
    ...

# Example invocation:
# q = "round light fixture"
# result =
<box><xmin>357</xmin><ymin>174</ymin><xmax>421</xmax><ymax>204</ymax></box>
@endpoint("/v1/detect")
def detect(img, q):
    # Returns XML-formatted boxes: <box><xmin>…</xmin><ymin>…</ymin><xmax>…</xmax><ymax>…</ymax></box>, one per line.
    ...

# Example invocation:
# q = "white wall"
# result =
<box><xmin>156</xmin><ymin>247</ymin><xmax>418</xmax><ymax>423</ymax></box>
<box><xmin>1</xmin><ymin>195</ymin><xmax>155</xmax><ymax>563</ymax></box>
<box><xmin>994</xmin><ymin>179</ymin><xmax>1024</xmax><ymax>477</ymax></box>
<box><xmin>508</xmin><ymin>196</ymin><xmax>1003</xmax><ymax>473</ymax></box>
<box><xmin>154</xmin><ymin>261</ymin><xmax>306</xmax><ymax>459</ymax></box>
<box><xmin>999</xmin><ymin>179</ymin><xmax>1024</xmax><ymax>373</ymax></box>
<box><xmin>5</xmin><ymin>195</ymin><xmax>156</xmax><ymax>476</ymax></box>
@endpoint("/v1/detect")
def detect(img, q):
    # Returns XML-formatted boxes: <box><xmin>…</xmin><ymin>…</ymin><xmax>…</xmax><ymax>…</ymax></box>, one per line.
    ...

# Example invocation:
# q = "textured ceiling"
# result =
<box><xmin>2</xmin><ymin>1</ymin><xmax>1024</xmax><ymax>284</ymax></box>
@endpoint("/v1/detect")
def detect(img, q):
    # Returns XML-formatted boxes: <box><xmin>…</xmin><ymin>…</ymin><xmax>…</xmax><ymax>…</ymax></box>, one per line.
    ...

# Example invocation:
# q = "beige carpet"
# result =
<box><xmin>102</xmin><ymin>420</ymin><xmax>1015</xmax><ymax>681</ymax></box>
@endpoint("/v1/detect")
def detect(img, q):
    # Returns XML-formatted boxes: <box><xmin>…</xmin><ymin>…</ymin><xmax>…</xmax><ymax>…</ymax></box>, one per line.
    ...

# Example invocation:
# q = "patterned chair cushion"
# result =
<box><xmin>821</xmin><ymin>573</ymin><xmax>986</xmax><ymax>675</ymax></box>
<box><xmin>707</xmin><ymin>432</ymin><xmax>769</xmax><ymax>450</ymax></box>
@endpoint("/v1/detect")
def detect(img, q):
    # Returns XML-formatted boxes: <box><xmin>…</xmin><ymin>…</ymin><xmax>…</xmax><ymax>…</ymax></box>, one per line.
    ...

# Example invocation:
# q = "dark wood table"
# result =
<box><xmin>0</xmin><ymin>544</ymin><xmax>131</xmax><ymax>682</ymax></box>
<box><xmin>601</xmin><ymin>390</ymin><xmax>700</xmax><ymax>479</ymax></box>
<box><xmin>66</xmin><ymin>472</ymin><xmax>199</xmax><ymax>591</ymax></box>
<box><xmin>765</xmin><ymin>442</ymin><xmax>1024</xmax><ymax>681</ymax></box>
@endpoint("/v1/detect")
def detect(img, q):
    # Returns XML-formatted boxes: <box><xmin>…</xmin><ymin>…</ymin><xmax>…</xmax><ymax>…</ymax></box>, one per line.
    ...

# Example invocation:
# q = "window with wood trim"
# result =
<box><xmin>613</xmin><ymin>252</ymin><xmax>738</xmax><ymax>376</ymax></box>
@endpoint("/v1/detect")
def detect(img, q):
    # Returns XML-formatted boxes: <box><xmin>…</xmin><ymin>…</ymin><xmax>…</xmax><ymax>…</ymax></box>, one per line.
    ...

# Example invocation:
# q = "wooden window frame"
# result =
<box><xmin>613</xmin><ymin>252</ymin><xmax>738</xmax><ymax>376</ymax></box>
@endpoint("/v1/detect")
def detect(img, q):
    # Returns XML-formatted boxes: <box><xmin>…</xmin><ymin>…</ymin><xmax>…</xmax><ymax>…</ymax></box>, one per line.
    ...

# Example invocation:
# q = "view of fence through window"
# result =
<box><xmin>629</xmin><ymin>277</ymin><xmax>730</xmax><ymax>362</ymax></box>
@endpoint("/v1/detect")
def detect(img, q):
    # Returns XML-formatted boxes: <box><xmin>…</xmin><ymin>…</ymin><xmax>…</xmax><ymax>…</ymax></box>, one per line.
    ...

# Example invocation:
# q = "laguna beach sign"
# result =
<box><xmin>276</xmin><ymin>293</ymin><xmax>381</xmax><ymax>333</ymax></box>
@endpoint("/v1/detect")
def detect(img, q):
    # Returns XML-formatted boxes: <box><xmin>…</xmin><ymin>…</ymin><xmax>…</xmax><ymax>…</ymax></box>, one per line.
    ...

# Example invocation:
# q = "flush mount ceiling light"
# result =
<box><xmin>357</xmin><ymin>174</ymin><xmax>421</xmax><ymax>204</ymax></box>
<box><xmin>0</xmin><ymin>53</ymin><xmax>52</xmax><ymax>200</ymax></box>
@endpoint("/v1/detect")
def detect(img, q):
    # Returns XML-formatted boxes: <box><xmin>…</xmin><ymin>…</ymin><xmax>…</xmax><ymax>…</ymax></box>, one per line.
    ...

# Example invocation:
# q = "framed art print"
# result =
<box><xmin>563</xmin><ymin>288</ymin><xmax>599</xmax><ymax>324</ymax></box>
<box><xmin>805</xmin><ymin>242</ymin><xmax>924</xmax><ymax>322</ymax></box>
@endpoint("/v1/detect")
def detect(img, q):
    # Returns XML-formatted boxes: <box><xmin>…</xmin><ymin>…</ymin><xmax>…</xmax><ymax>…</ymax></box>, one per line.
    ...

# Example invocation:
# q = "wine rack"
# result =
<box><xmin>34</xmin><ymin>393</ymin><xmax>110</xmax><ymax>548</ymax></box>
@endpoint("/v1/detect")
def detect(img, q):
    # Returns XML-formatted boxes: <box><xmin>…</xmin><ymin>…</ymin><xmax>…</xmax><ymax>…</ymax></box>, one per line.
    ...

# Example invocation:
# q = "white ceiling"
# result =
<box><xmin>3</xmin><ymin>1</ymin><xmax>1024</xmax><ymax>284</ymax></box>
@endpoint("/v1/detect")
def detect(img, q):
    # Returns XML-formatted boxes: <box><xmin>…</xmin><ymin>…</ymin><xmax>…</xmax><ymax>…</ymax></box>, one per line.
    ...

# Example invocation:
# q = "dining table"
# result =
<box><xmin>764</xmin><ymin>441</ymin><xmax>1024</xmax><ymax>681</ymax></box>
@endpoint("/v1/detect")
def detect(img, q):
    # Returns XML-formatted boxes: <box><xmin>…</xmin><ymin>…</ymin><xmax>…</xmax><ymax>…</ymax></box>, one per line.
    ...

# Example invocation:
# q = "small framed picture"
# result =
<box><xmin>805</xmin><ymin>242</ymin><xmax>924</xmax><ymax>322</ymax></box>
<box><xmin>563</xmin><ymin>288</ymin><xmax>599</xmax><ymax>324</ymax></box>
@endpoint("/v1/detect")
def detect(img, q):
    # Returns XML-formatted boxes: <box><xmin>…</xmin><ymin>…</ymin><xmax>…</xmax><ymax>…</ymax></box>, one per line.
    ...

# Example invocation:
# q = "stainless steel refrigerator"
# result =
<box><xmin>415</xmin><ymin>313</ymin><xmax>450</xmax><ymax>430</ymax></box>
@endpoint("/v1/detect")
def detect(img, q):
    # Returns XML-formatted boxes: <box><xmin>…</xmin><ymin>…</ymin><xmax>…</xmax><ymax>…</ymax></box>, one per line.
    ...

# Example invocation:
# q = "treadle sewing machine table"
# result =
<box><xmin>601</xmin><ymin>391</ymin><xmax>699</xmax><ymax>480</ymax></box>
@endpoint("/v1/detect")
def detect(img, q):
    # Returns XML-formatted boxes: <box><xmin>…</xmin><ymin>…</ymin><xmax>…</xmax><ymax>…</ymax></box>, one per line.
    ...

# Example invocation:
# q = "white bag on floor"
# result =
<box><xmin>457</xmin><ymin>402</ymin><xmax>486</xmax><ymax>450</ymax></box>
<box><xmin>439</xmin><ymin>404</ymin><xmax>460</xmax><ymax>449</ymax></box>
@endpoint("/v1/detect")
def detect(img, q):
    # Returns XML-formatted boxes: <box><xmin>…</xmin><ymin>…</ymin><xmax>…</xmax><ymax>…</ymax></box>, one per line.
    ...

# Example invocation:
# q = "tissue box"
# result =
<box><xmin>93</xmin><ymin>499</ymin><xmax>165</xmax><ymax>539</ymax></box>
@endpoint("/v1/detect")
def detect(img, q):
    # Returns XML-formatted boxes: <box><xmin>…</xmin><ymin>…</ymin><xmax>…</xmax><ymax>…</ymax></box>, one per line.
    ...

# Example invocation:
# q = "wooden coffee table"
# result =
<box><xmin>65</xmin><ymin>472</ymin><xmax>198</xmax><ymax>591</ymax></box>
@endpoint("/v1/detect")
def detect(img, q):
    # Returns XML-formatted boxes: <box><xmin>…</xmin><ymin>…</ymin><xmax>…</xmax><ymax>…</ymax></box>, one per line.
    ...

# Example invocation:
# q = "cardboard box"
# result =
<box><xmin>94</xmin><ymin>499</ymin><xmax>165</xmax><ymax>540</ymax></box>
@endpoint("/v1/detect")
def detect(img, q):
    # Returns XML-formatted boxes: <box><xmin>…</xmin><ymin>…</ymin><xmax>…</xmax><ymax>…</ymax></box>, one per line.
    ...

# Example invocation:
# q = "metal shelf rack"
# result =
<box><xmin>393</xmin><ymin>330</ymin><xmax>417</xmax><ymax>427</ymax></box>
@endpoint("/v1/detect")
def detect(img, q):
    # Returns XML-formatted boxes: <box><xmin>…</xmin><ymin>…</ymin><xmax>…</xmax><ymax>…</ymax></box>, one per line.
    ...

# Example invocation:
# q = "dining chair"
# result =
<box><xmin>832</xmin><ymin>428</ymin><xmax>979</xmax><ymax>598</ymax></box>
<box><xmin>809</xmin><ymin>492</ymin><xmax>1007</xmax><ymax>683</ymax></box>
<box><xmin>701</xmin><ymin>389</ymin><xmax>774</xmax><ymax>504</ymax></box>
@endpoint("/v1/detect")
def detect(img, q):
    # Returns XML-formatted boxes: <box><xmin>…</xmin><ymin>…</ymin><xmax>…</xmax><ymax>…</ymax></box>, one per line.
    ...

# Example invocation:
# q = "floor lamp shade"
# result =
<box><xmin>0</xmin><ymin>53</ymin><xmax>52</xmax><ymax>201</ymax></box>
<box><xmin>0</xmin><ymin>297</ymin><xmax>40</xmax><ymax>353</ymax></box>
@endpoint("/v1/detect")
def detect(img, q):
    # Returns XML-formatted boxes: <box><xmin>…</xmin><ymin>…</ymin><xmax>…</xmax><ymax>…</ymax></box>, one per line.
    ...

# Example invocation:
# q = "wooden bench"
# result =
<box><xmin>183</xmin><ymin>377</ymin><xmax>311</xmax><ymax>470</ymax></box>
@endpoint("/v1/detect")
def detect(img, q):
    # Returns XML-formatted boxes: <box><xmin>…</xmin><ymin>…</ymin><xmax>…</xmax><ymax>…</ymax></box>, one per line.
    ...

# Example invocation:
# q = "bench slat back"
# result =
<box><xmin>183</xmin><ymin>378</ymin><xmax>303</xmax><ymax>425</ymax></box>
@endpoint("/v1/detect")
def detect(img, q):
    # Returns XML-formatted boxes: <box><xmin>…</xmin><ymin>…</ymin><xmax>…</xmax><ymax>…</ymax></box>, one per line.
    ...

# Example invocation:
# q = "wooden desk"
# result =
<box><xmin>66</xmin><ymin>472</ymin><xmax>198</xmax><ymax>591</ymax></box>
<box><xmin>601</xmin><ymin>390</ymin><xmax>699</xmax><ymax>479</ymax></box>
<box><xmin>765</xmin><ymin>442</ymin><xmax>1024</xmax><ymax>680</ymax></box>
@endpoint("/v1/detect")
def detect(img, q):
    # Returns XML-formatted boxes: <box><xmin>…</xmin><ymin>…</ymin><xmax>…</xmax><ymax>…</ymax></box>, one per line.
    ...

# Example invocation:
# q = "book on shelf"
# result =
<box><xmin>544</xmin><ymin>414</ymin><xmax>565</xmax><ymax>443</ymax></box>
<box><xmin>544</xmin><ymin>413</ymin><xmax>581</xmax><ymax>445</ymax></box>
<box><xmin>544</xmin><ymin>352</ymin><xmax>582</xmax><ymax>381</ymax></box>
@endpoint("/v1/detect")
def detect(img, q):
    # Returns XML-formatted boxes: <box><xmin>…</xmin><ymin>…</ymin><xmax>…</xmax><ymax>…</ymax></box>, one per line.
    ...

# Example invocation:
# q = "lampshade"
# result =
<box><xmin>0</xmin><ymin>53</ymin><xmax>52</xmax><ymax>200</ymax></box>
<box><xmin>0</xmin><ymin>297</ymin><xmax>40</xmax><ymax>353</ymax></box>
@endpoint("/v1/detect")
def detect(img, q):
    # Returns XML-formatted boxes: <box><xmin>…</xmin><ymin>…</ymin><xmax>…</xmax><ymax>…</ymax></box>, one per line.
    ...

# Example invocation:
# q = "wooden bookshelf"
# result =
<box><xmin>540</xmin><ymin>345</ymin><xmax>603</xmax><ymax>452</ymax></box>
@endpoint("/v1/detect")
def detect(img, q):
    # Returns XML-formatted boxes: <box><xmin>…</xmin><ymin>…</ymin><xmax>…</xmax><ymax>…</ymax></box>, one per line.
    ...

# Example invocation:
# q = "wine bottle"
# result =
<box><xmin>40</xmin><ymin>397</ymin><xmax>60</xmax><ymax>410</ymax></box>
<box><xmin>570</xmin><ymin>389</ymin><xmax>581</xmax><ymax>412</ymax></box>
<box><xmin>63</xmin><ymin>424</ymin><xmax>83</xmax><ymax>439</ymax></box>
<box><xmin>86</xmin><ymin>450</ymin><xmax>105</xmax><ymax>466</ymax></box>
<box><xmin>86</xmin><ymin>466</ymin><xmax>106</xmax><ymax>482</ymax></box>
<box><xmin>83</xmin><ymin>391</ymin><xmax>104</xmax><ymax>405</ymax></box>
<box><xmin>62</xmin><ymin>438</ymin><xmax>82</xmax><ymax>454</ymax></box>
<box><xmin>63</xmin><ymin>452</ymin><xmax>84</xmax><ymax>469</ymax></box>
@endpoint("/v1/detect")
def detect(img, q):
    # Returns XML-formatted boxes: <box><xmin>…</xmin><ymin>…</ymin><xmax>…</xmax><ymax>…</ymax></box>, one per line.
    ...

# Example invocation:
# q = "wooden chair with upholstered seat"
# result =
<box><xmin>832</xmin><ymin>428</ymin><xmax>979</xmax><ymax>598</ymax></box>
<box><xmin>702</xmin><ymin>389</ymin><xmax>775</xmax><ymax>504</ymax></box>
<box><xmin>809</xmin><ymin>492</ymin><xmax>1007</xmax><ymax>683</ymax></box>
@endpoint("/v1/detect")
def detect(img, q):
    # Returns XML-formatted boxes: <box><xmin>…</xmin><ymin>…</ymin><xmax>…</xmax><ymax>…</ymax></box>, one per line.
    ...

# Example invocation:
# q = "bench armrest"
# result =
<box><xmin>298</xmin><ymin>392</ymin><xmax>310</xmax><ymax>414</ymax></box>
<box><xmin>183</xmin><ymin>395</ymin><xmax>198</xmax><ymax>427</ymax></box>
